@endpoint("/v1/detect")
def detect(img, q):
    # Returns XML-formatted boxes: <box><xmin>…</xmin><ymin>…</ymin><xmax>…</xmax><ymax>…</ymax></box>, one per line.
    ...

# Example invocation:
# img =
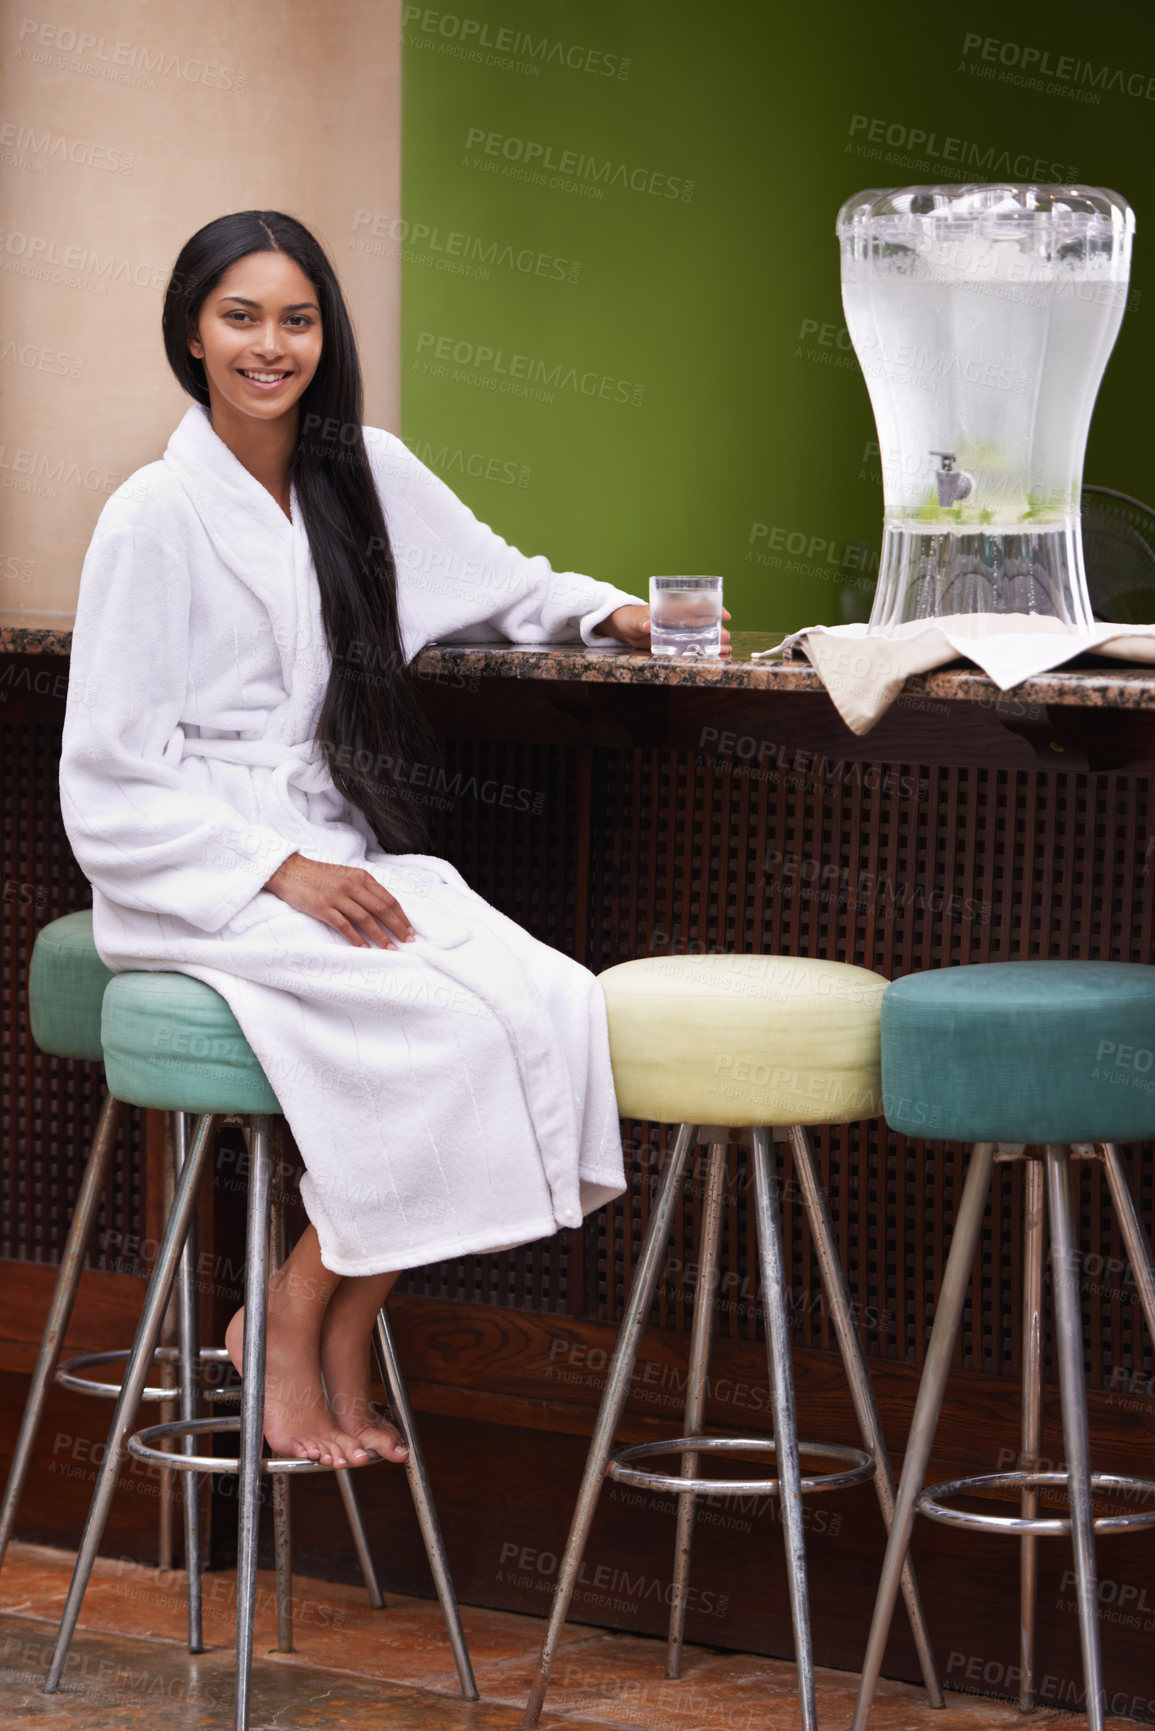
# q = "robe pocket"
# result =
<box><xmin>369</xmin><ymin>861</ymin><xmax>471</xmax><ymax>948</ymax></box>
<box><xmin>225</xmin><ymin>889</ymin><xmax>289</xmax><ymax>937</ymax></box>
<box><xmin>408</xmin><ymin>907</ymin><xmax>471</xmax><ymax>949</ymax></box>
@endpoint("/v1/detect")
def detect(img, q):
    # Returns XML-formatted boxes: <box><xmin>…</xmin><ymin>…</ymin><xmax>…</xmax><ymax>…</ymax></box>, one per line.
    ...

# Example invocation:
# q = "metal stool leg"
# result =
<box><xmin>788</xmin><ymin>1125</ymin><xmax>942</xmax><ymax>1707</ymax></box>
<box><xmin>266</xmin><ymin>1131</ymin><xmax>293</xmax><ymax>1655</ymax></box>
<box><xmin>0</xmin><ymin>1091</ymin><xmax>123</xmax><ymax>1576</ymax></box>
<box><xmin>373</xmin><ymin>1305</ymin><xmax>477</xmax><ymax>1698</ymax></box>
<box><xmin>235</xmin><ymin>1115</ymin><xmax>274</xmax><ymax>1731</ymax></box>
<box><xmin>1098</xmin><ymin>1143</ymin><xmax>1155</xmax><ymax>1346</ymax></box>
<box><xmin>1019</xmin><ymin>1157</ymin><xmax>1045</xmax><ymax>1710</ymax></box>
<box><xmin>156</xmin><ymin>1128</ymin><xmax>184</xmax><ymax>1578</ymax></box>
<box><xmin>521</xmin><ymin>1120</ymin><xmax>698</xmax><ymax>1730</ymax></box>
<box><xmin>750</xmin><ymin>1126</ymin><xmax>816</xmax><ymax>1731</ymax></box>
<box><xmin>43</xmin><ymin>1113</ymin><xmax>216</xmax><ymax>1693</ymax></box>
<box><xmin>271</xmin><ymin>1477</ymin><xmax>293</xmax><ymax>1654</ymax></box>
<box><xmin>157</xmin><ymin>1130</ymin><xmax>178</xmax><ymax>1575</ymax></box>
<box><xmin>666</xmin><ymin>1139</ymin><xmax>728</xmax><ymax>1679</ymax></box>
<box><xmin>850</xmin><ymin>1141</ymin><xmax>996</xmax><ymax>1731</ymax></box>
<box><xmin>1045</xmin><ymin>1144</ymin><xmax>1104</xmax><ymax>1731</ymax></box>
<box><xmin>174</xmin><ymin>1111</ymin><xmax>205</xmax><ymax>1653</ymax></box>
<box><xmin>334</xmin><ymin>1469</ymin><xmax>384</xmax><ymax>1608</ymax></box>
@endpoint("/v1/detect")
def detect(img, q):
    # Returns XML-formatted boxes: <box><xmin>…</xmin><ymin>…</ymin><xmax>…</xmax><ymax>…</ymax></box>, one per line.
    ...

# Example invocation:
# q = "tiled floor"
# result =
<box><xmin>0</xmin><ymin>1541</ymin><xmax>1134</xmax><ymax>1730</ymax></box>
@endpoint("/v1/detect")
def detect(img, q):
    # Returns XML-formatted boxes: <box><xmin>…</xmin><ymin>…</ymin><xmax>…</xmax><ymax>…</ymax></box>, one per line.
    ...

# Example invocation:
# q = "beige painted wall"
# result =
<box><xmin>0</xmin><ymin>0</ymin><xmax>401</xmax><ymax>620</ymax></box>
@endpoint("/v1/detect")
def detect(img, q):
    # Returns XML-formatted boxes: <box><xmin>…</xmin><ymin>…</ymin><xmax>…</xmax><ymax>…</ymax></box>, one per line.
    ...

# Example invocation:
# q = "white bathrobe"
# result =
<box><xmin>60</xmin><ymin>401</ymin><xmax>646</xmax><ymax>1274</ymax></box>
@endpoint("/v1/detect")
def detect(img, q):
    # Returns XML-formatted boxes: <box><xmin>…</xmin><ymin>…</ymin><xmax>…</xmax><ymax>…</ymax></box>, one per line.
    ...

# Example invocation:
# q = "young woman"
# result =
<box><xmin>60</xmin><ymin>209</ymin><xmax>730</xmax><ymax>1474</ymax></box>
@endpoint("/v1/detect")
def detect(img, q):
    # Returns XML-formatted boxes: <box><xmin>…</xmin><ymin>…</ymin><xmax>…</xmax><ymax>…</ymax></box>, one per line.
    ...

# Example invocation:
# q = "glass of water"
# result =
<box><xmin>648</xmin><ymin>576</ymin><xmax>724</xmax><ymax>658</ymax></box>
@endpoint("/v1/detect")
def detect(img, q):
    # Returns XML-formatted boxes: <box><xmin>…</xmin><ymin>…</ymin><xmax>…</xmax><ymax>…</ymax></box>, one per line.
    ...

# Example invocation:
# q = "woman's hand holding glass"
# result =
<box><xmin>592</xmin><ymin>603</ymin><xmax>651</xmax><ymax>647</ymax></box>
<box><xmin>593</xmin><ymin>601</ymin><xmax>733</xmax><ymax>656</ymax></box>
<box><xmin>264</xmin><ymin>853</ymin><xmax>414</xmax><ymax>948</ymax></box>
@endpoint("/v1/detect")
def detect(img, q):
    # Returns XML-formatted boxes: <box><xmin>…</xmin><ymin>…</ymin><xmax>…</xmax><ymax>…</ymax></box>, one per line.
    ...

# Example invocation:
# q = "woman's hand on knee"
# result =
<box><xmin>263</xmin><ymin>854</ymin><xmax>415</xmax><ymax>948</ymax></box>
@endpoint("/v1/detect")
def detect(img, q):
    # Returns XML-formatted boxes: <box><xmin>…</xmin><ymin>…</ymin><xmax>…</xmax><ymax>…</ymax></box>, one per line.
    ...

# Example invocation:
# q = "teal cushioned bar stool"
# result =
<box><xmin>43</xmin><ymin>969</ymin><xmax>478</xmax><ymax>1731</ymax></box>
<box><xmin>0</xmin><ymin>913</ymin><xmax>125</xmax><ymax>1576</ymax></box>
<box><xmin>852</xmin><ymin>962</ymin><xmax>1155</xmax><ymax>1731</ymax></box>
<box><xmin>27</xmin><ymin>907</ymin><xmax>113</xmax><ymax>1062</ymax></box>
<box><xmin>8</xmin><ymin>917</ymin><xmax>386</xmax><ymax>1669</ymax></box>
<box><xmin>523</xmin><ymin>953</ymin><xmax>943</xmax><ymax>1731</ymax></box>
<box><xmin>7</xmin><ymin>912</ymin><xmax>245</xmax><ymax>1642</ymax></box>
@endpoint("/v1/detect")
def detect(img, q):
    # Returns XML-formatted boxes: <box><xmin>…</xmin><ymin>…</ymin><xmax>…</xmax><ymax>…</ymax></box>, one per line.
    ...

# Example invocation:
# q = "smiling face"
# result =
<box><xmin>186</xmin><ymin>249</ymin><xmax>323</xmax><ymax>428</ymax></box>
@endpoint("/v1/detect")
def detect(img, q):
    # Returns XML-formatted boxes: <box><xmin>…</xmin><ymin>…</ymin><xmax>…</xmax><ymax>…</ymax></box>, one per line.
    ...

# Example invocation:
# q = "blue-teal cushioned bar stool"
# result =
<box><xmin>852</xmin><ymin>962</ymin><xmax>1155</xmax><ymax>1731</ymax></box>
<box><xmin>41</xmin><ymin>969</ymin><xmax>477</xmax><ymax>1731</ymax></box>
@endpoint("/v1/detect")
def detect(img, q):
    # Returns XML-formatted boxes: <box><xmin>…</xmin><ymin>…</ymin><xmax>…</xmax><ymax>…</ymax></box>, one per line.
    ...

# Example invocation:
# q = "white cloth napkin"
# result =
<box><xmin>753</xmin><ymin>614</ymin><xmax>1155</xmax><ymax>734</ymax></box>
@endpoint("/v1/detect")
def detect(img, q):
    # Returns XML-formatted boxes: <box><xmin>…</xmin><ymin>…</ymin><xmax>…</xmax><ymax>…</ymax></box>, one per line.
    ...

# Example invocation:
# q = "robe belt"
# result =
<box><xmin>179</xmin><ymin>733</ymin><xmax>336</xmax><ymax>852</ymax></box>
<box><xmin>180</xmin><ymin>734</ymin><xmax>333</xmax><ymax>791</ymax></box>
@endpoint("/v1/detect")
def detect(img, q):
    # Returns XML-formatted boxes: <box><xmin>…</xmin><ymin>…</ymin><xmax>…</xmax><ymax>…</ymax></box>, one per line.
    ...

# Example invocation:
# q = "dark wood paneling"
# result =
<box><xmin>0</xmin><ymin>1367</ymin><xmax>176</xmax><ymax>1562</ymax></box>
<box><xmin>6</xmin><ymin>659</ymin><xmax>1155</xmax><ymax>1718</ymax></box>
<box><xmin>0</xmin><ymin>1265</ymin><xmax>150</xmax><ymax>1369</ymax></box>
<box><xmin>419</xmin><ymin>670</ymin><xmax>1155</xmax><ymax>772</ymax></box>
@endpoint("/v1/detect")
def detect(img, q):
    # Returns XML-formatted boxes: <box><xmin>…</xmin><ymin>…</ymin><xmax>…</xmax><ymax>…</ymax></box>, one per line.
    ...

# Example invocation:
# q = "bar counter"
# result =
<box><xmin>2</xmin><ymin>623</ymin><xmax>1154</xmax><ymax>1720</ymax></box>
<box><xmin>11</xmin><ymin>617</ymin><xmax>1155</xmax><ymax>705</ymax></box>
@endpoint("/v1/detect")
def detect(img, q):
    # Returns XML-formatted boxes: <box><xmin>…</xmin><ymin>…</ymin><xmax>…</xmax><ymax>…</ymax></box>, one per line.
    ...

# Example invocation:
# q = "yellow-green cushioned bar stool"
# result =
<box><xmin>852</xmin><ymin>962</ymin><xmax>1155</xmax><ymax>1731</ymax></box>
<box><xmin>523</xmin><ymin>954</ymin><xmax>943</xmax><ymax>1731</ymax></box>
<box><xmin>0</xmin><ymin>912</ymin><xmax>127</xmax><ymax>1577</ymax></box>
<box><xmin>42</xmin><ymin>969</ymin><xmax>477</xmax><ymax>1731</ymax></box>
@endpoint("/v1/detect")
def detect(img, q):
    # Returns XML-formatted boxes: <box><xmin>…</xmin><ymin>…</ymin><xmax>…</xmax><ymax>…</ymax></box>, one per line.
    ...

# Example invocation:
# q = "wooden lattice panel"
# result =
<box><xmin>1</xmin><ymin>719</ymin><xmax>145</xmax><ymax>1272</ymax></box>
<box><xmin>10</xmin><ymin>707</ymin><xmax>1151</xmax><ymax>1395</ymax></box>
<box><xmin>403</xmin><ymin>739</ymin><xmax>1155</xmax><ymax>1397</ymax></box>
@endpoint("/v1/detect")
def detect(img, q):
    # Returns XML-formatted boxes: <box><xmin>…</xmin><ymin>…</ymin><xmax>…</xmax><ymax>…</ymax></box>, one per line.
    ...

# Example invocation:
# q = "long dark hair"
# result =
<box><xmin>162</xmin><ymin>209</ymin><xmax>441</xmax><ymax>854</ymax></box>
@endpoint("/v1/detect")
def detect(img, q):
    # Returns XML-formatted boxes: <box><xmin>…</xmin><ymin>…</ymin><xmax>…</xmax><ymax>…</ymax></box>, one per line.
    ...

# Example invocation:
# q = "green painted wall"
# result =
<box><xmin>399</xmin><ymin>1</ymin><xmax>1153</xmax><ymax>630</ymax></box>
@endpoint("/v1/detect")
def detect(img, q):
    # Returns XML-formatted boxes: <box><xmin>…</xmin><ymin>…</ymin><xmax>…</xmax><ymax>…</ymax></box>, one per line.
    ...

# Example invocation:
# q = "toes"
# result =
<box><xmin>380</xmin><ymin>1420</ymin><xmax>409</xmax><ymax>1459</ymax></box>
<box><xmin>334</xmin><ymin>1430</ymin><xmax>370</xmax><ymax>1466</ymax></box>
<box><xmin>366</xmin><ymin>1425</ymin><xmax>407</xmax><ymax>1462</ymax></box>
<box><xmin>366</xmin><ymin>1405</ymin><xmax>409</xmax><ymax>1459</ymax></box>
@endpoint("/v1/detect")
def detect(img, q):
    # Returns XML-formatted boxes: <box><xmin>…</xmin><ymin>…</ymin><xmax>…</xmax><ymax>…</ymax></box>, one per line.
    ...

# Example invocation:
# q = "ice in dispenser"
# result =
<box><xmin>837</xmin><ymin>184</ymin><xmax>1135</xmax><ymax>630</ymax></box>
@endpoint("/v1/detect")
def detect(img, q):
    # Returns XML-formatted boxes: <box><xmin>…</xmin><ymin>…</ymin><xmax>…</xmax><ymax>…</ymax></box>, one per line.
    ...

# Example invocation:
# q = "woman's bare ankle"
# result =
<box><xmin>224</xmin><ymin>1289</ymin><xmax>374</xmax><ymax>1469</ymax></box>
<box><xmin>318</xmin><ymin>1305</ymin><xmax>408</xmax><ymax>1463</ymax></box>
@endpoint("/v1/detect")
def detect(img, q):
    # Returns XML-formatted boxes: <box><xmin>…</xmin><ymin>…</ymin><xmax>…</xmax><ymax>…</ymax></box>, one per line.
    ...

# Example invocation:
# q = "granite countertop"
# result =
<box><xmin>5</xmin><ymin>618</ymin><xmax>1155</xmax><ymax>711</ymax></box>
<box><xmin>419</xmin><ymin>632</ymin><xmax>1155</xmax><ymax>712</ymax></box>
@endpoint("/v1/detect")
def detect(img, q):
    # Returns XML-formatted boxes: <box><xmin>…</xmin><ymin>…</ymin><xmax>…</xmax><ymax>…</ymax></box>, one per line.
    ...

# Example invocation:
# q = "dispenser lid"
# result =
<box><xmin>837</xmin><ymin>183</ymin><xmax>1135</xmax><ymax>238</ymax></box>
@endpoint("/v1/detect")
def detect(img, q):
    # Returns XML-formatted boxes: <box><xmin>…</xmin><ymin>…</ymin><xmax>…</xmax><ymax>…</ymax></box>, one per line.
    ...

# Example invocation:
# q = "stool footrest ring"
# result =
<box><xmin>125</xmin><ymin>1415</ymin><xmax>382</xmax><ymax>1475</ymax></box>
<box><xmin>606</xmin><ymin>1434</ymin><xmax>875</xmax><ymax>1497</ymax></box>
<box><xmin>56</xmin><ymin>1346</ymin><xmax>231</xmax><ymax>1402</ymax></box>
<box><xmin>919</xmin><ymin>1470</ymin><xmax>1155</xmax><ymax>1535</ymax></box>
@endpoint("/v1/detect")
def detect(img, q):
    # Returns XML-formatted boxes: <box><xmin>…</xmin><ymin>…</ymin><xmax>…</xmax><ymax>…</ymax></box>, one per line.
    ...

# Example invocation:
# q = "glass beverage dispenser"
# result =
<box><xmin>837</xmin><ymin>185</ymin><xmax>1135</xmax><ymax>631</ymax></box>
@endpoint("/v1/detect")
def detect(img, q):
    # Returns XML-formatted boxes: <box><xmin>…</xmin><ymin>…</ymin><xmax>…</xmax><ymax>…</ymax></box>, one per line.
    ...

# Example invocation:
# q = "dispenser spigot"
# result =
<box><xmin>930</xmin><ymin>451</ymin><xmax>974</xmax><ymax>506</ymax></box>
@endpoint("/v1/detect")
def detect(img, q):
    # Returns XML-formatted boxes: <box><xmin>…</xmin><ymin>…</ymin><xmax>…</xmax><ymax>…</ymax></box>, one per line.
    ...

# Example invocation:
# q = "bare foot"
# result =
<box><xmin>319</xmin><ymin>1298</ymin><xmax>410</xmax><ymax>1465</ymax></box>
<box><xmin>224</xmin><ymin>1290</ymin><xmax>377</xmax><ymax>1469</ymax></box>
